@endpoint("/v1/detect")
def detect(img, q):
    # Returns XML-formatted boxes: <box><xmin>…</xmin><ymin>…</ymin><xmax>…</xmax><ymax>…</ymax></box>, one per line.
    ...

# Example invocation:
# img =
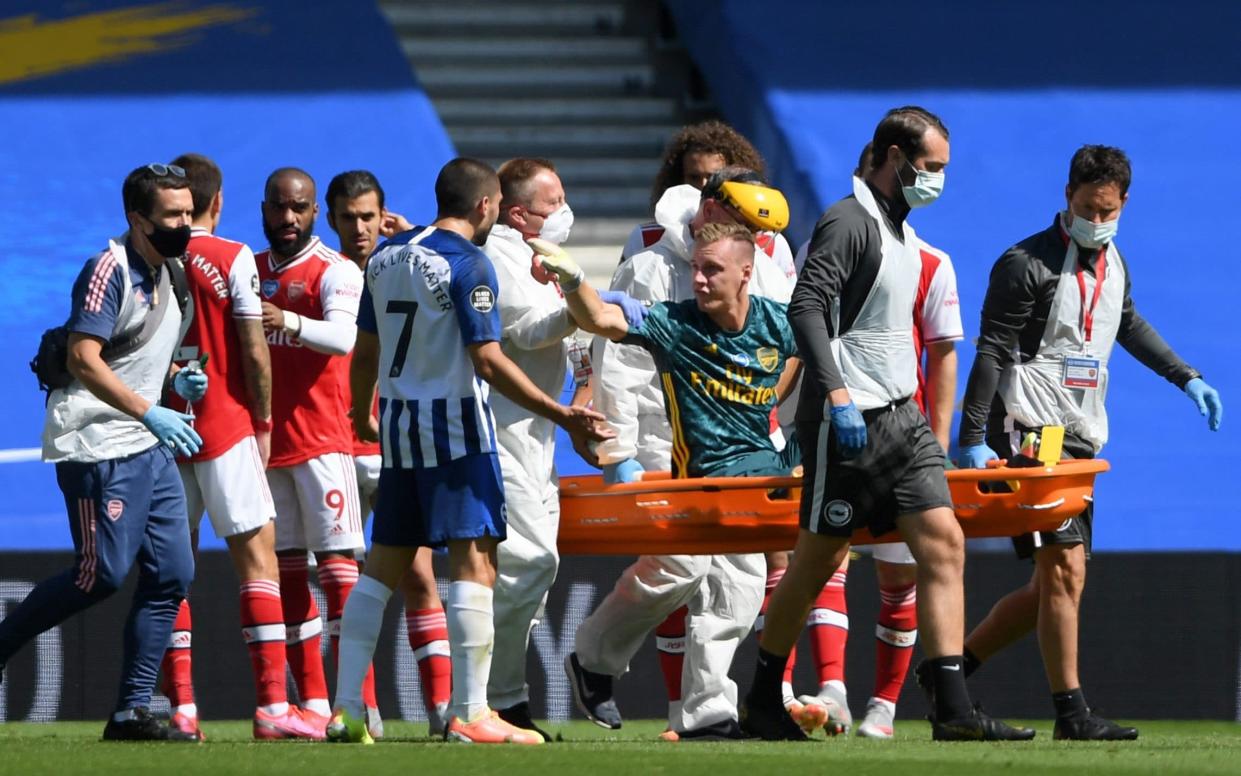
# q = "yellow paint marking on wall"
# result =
<box><xmin>0</xmin><ymin>2</ymin><xmax>255</xmax><ymax>85</ymax></box>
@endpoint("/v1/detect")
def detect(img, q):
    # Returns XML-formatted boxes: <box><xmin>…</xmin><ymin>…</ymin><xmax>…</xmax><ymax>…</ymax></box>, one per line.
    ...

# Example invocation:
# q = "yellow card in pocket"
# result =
<box><xmin>1038</xmin><ymin>426</ymin><xmax>1065</xmax><ymax>465</ymax></box>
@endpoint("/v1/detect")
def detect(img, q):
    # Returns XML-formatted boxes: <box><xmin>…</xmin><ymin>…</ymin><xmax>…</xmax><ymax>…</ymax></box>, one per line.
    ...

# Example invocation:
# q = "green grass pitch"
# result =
<box><xmin>1</xmin><ymin>719</ymin><xmax>1239</xmax><ymax>775</ymax></box>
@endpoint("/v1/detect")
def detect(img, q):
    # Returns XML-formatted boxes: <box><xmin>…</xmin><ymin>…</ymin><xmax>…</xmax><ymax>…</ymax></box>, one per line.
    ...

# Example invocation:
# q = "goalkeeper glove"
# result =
<box><xmin>527</xmin><ymin>237</ymin><xmax>584</xmax><ymax>291</ymax></box>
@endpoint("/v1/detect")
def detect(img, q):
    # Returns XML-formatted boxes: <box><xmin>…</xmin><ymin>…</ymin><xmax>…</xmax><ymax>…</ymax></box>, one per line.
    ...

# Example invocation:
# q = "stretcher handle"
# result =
<box><xmin>960</xmin><ymin>458</ymin><xmax>1108</xmax><ymax>482</ymax></box>
<box><xmin>560</xmin><ymin>459</ymin><xmax>1108</xmax><ymax>498</ymax></box>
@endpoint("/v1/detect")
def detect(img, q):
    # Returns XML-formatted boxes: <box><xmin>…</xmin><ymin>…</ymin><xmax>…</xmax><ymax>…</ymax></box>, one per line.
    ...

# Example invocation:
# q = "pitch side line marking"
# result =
<box><xmin>0</xmin><ymin>448</ymin><xmax>42</xmax><ymax>463</ymax></box>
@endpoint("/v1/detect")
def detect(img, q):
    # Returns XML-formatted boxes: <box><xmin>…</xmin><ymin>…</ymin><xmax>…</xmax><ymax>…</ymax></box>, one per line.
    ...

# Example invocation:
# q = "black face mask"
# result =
<box><xmin>144</xmin><ymin>221</ymin><xmax>191</xmax><ymax>258</ymax></box>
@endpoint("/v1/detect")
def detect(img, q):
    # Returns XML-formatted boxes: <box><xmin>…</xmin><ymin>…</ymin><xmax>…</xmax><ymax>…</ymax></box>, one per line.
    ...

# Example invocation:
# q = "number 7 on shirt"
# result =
<box><xmin>386</xmin><ymin>300</ymin><xmax>418</xmax><ymax>378</ymax></box>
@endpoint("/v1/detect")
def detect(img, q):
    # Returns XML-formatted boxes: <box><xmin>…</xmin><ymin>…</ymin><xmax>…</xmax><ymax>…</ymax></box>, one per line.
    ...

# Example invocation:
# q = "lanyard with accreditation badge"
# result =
<box><xmin>1062</xmin><ymin>230</ymin><xmax>1107</xmax><ymax>391</ymax></box>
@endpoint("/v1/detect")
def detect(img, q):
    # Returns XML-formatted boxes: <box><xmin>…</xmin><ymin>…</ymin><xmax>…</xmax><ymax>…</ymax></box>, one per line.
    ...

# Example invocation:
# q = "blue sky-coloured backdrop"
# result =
<box><xmin>3</xmin><ymin>1</ymin><xmax>1237</xmax><ymax>551</ymax></box>
<box><xmin>666</xmin><ymin>0</ymin><xmax>1240</xmax><ymax>550</ymax></box>
<box><xmin>0</xmin><ymin>1</ymin><xmax>455</xmax><ymax>548</ymax></box>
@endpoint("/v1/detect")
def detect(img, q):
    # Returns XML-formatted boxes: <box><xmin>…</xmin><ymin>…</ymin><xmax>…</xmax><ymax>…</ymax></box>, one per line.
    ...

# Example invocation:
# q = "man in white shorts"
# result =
<box><xmin>256</xmin><ymin>167</ymin><xmax>375</xmax><ymax>735</ymax></box>
<box><xmin>163</xmin><ymin>154</ymin><xmax>322</xmax><ymax>740</ymax></box>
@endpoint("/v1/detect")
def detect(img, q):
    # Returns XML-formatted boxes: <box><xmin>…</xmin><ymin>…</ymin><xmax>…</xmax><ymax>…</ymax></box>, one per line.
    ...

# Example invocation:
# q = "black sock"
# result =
<box><xmin>963</xmin><ymin>647</ymin><xmax>981</xmax><ymax>678</ymax></box>
<box><xmin>1052</xmin><ymin>688</ymin><xmax>1088</xmax><ymax>719</ymax></box>
<box><xmin>926</xmin><ymin>655</ymin><xmax>973</xmax><ymax>721</ymax></box>
<box><xmin>750</xmin><ymin>647</ymin><xmax>789</xmax><ymax>706</ymax></box>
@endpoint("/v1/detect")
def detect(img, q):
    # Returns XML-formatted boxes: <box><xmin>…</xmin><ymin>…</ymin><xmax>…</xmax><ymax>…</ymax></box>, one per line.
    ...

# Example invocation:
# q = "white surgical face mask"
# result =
<box><xmin>1068</xmin><ymin>210</ymin><xmax>1119</xmax><ymax>249</ymax></box>
<box><xmin>537</xmin><ymin>202</ymin><xmax>574</xmax><ymax>245</ymax></box>
<box><xmin>900</xmin><ymin>159</ymin><xmax>945</xmax><ymax>209</ymax></box>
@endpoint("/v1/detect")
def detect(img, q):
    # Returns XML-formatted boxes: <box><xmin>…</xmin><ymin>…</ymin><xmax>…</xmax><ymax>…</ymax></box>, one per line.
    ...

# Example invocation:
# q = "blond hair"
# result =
<box><xmin>695</xmin><ymin>221</ymin><xmax>756</xmax><ymax>255</ymax></box>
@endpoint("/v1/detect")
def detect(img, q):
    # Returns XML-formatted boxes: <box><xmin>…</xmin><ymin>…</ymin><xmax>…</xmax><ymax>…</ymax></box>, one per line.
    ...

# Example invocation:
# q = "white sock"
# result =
<box><xmin>446</xmin><ymin>580</ymin><xmax>494</xmax><ymax>723</ymax></box>
<box><xmin>258</xmin><ymin>702</ymin><xmax>289</xmax><ymax>717</ymax></box>
<box><xmin>821</xmin><ymin>679</ymin><xmax>848</xmax><ymax>697</ymax></box>
<box><xmin>172</xmin><ymin>703</ymin><xmax>198</xmax><ymax>718</ymax></box>
<box><xmin>868</xmin><ymin>697</ymin><xmax>896</xmax><ymax>715</ymax></box>
<box><xmin>303</xmin><ymin>698</ymin><xmax>331</xmax><ymax>717</ymax></box>
<box><xmin>334</xmin><ymin>575</ymin><xmax>392</xmax><ymax>718</ymax></box>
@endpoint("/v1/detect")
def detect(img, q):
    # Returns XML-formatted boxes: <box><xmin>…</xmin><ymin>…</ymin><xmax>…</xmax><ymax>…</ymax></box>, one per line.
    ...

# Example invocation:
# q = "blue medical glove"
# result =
<box><xmin>143</xmin><ymin>406</ymin><xmax>203</xmax><ymax>457</ymax></box>
<box><xmin>959</xmin><ymin>443</ymin><xmax>999</xmax><ymax>469</ymax></box>
<box><xmin>1185</xmin><ymin>377</ymin><xmax>1223</xmax><ymax>431</ymax></box>
<box><xmin>172</xmin><ymin>370</ymin><xmax>208</xmax><ymax>402</ymax></box>
<box><xmin>597</xmin><ymin>290</ymin><xmax>649</xmax><ymax>329</ymax></box>
<box><xmin>829</xmin><ymin>402</ymin><xmax>867</xmax><ymax>459</ymax></box>
<box><xmin>603</xmin><ymin>458</ymin><xmax>644</xmax><ymax>484</ymax></box>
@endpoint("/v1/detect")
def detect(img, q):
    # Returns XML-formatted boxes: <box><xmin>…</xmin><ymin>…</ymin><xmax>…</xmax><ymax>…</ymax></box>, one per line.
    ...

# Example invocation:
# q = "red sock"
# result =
<box><xmin>277</xmin><ymin>554</ymin><xmax>329</xmax><ymax>707</ymax></box>
<box><xmin>757</xmin><ymin>569</ymin><xmax>796</xmax><ymax>691</ymax></box>
<box><xmin>655</xmin><ymin>606</ymin><xmax>688</xmax><ymax>702</ymax></box>
<box><xmin>240</xmin><ymin>579</ymin><xmax>289</xmax><ymax>708</ymax></box>
<box><xmin>160</xmin><ymin>598</ymin><xmax>194</xmax><ymax>708</ymax></box>
<box><xmin>318</xmin><ymin>556</ymin><xmax>377</xmax><ymax>708</ymax></box>
<box><xmin>874</xmin><ymin>582</ymin><xmax>918</xmax><ymax>703</ymax></box>
<box><xmin>808</xmin><ymin>567</ymin><xmax>849</xmax><ymax>687</ymax></box>
<box><xmin>406</xmin><ymin>608</ymin><xmax>451</xmax><ymax>709</ymax></box>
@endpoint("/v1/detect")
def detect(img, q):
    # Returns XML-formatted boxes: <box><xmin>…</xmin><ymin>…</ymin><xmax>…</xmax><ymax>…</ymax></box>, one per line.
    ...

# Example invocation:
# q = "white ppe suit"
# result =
<box><xmin>622</xmin><ymin>220</ymin><xmax>798</xmax><ymax>280</ymax></box>
<box><xmin>483</xmin><ymin>224</ymin><xmax>577</xmax><ymax>710</ymax></box>
<box><xmin>575</xmin><ymin>185</ymin><xmax>794</xmax><ymax>732</ymax></box>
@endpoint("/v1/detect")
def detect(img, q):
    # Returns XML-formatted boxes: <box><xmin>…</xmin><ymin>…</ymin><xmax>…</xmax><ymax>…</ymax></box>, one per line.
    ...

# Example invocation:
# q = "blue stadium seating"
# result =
<box><xmin>0</xmin><ymin>1</ymin><xmax>455</xmax><ymax>548</ymax></box>
<box><xmin>4</xmin><ymin>1</ymin><xmax>1236</xmax><ymax>551</ymax></box>
<box><xmin>666</xmin><ymin>0</ymin><xmax>1240</xmax><ymax>550</ymax></box>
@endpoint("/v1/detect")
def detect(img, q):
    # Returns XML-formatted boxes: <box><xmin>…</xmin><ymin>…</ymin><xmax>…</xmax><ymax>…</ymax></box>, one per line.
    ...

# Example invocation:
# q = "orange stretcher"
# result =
<box><xmin>557</xmin><ymin>459</ymin><xmax>1109</xmax><ymax>555</ymax></box>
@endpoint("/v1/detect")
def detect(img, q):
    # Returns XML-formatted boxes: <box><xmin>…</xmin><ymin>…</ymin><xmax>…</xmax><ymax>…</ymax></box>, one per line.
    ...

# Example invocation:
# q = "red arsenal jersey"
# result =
<box><xmin>911</xmin><ymin>240</ymin><xmax>964</xmax><ymax>414</ymax></box>
<box><xmin>256</xmin><ymin>237</ymin><xmax>363</xmax><ymax>467</ymax></box>
<box><xmin>170</xmin><ymin>228</ymin><xmax>264</xmax><ymax>461</ymax></box>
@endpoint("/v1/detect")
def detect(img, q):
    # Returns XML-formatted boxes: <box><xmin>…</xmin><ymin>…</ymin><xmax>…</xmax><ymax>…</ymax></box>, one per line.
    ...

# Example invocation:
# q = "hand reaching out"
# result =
<box><xmin>559</xmin><ymin>404</ymin><xmax>615</xmax><ymax>443</ymax></box>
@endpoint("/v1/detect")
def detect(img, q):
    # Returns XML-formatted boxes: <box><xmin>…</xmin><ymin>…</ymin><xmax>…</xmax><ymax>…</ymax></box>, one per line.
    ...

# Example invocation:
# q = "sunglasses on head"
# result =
<box><xmin>145</xmin><ymin>163</ymin><xmax>185</xmax><ymax>178</ymax></box>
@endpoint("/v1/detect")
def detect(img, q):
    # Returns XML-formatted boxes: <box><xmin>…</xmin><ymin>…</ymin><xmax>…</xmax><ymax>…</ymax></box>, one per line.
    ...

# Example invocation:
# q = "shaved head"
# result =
<box><xmin>435</xmin><ymin>158</ymin><xmax>499</xmax><ymax>219</ymax></box>
<box><xmin>265</xmin><ymin>166</ymin><xmax>315</xmax><ymax>200</ymax></box>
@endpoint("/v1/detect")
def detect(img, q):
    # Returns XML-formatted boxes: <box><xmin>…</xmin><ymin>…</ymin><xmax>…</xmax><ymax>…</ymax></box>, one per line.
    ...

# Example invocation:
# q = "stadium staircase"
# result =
<box><xmin>379</xmin><ymin>0</ymin><xmax>710</xmax><ymax>284</ymax></box>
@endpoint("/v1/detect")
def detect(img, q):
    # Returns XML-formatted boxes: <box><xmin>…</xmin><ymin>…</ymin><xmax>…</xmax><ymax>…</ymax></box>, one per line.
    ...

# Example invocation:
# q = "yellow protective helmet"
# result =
<box><xmin>715</xmin><ymin>180</ymin><xmax>790</xmax><ymax>233</ymax></box>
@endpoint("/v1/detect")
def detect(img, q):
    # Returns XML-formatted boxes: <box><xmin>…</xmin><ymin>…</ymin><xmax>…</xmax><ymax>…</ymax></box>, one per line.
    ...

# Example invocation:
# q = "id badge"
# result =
<box><xmin>1063</xmin><ymin>356</ymin><xmax>1101</xmax><ymax>389</ymax></box>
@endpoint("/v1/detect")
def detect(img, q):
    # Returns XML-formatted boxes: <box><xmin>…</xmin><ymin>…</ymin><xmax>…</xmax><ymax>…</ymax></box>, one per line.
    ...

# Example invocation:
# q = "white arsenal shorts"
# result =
<box><xmin>180</xmin><ymin>435</ymin><xmax>276</xmax><ymax>539</ymax></box>
<box><xmin>354</xmin><ymin>453</ymin><xmax>382</xmax><ymax>523</ymax></box>
<box><xmin>267</xmin><ymin>451</ymin><xmax>365</xmax><ymax>553</ymax></box>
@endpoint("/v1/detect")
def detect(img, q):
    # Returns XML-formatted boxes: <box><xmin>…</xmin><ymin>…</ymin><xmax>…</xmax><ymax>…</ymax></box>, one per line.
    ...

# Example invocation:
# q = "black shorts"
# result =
<box><xmin>798</xmin><ymin>399</ymin><xmax>951</xmax><ymax>539</ymax></box>
<box><xmin>987</xmin><ymin>429</ymin><xmax>1094</xmax><ymax>561</ymax></box>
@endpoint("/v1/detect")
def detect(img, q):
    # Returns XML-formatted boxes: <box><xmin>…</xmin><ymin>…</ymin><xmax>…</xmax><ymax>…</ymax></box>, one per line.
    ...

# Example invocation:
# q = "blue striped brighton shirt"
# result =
<box><xmin>358</xmin><ymin>226</ymin><xmax>501</xmax><ymax>469</ymax></box>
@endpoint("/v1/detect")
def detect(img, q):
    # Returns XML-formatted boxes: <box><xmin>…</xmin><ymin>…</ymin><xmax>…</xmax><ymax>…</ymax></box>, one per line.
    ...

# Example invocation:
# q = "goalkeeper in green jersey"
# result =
<box><xmin>532</xmin><ymin>218</ymin><xmax>802</xmax><ymax>740</ymax></box>
<box><xmin>532</xmin><ymin>219</ymin><xmax>800</xmax><ymax>479</ymax></box>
